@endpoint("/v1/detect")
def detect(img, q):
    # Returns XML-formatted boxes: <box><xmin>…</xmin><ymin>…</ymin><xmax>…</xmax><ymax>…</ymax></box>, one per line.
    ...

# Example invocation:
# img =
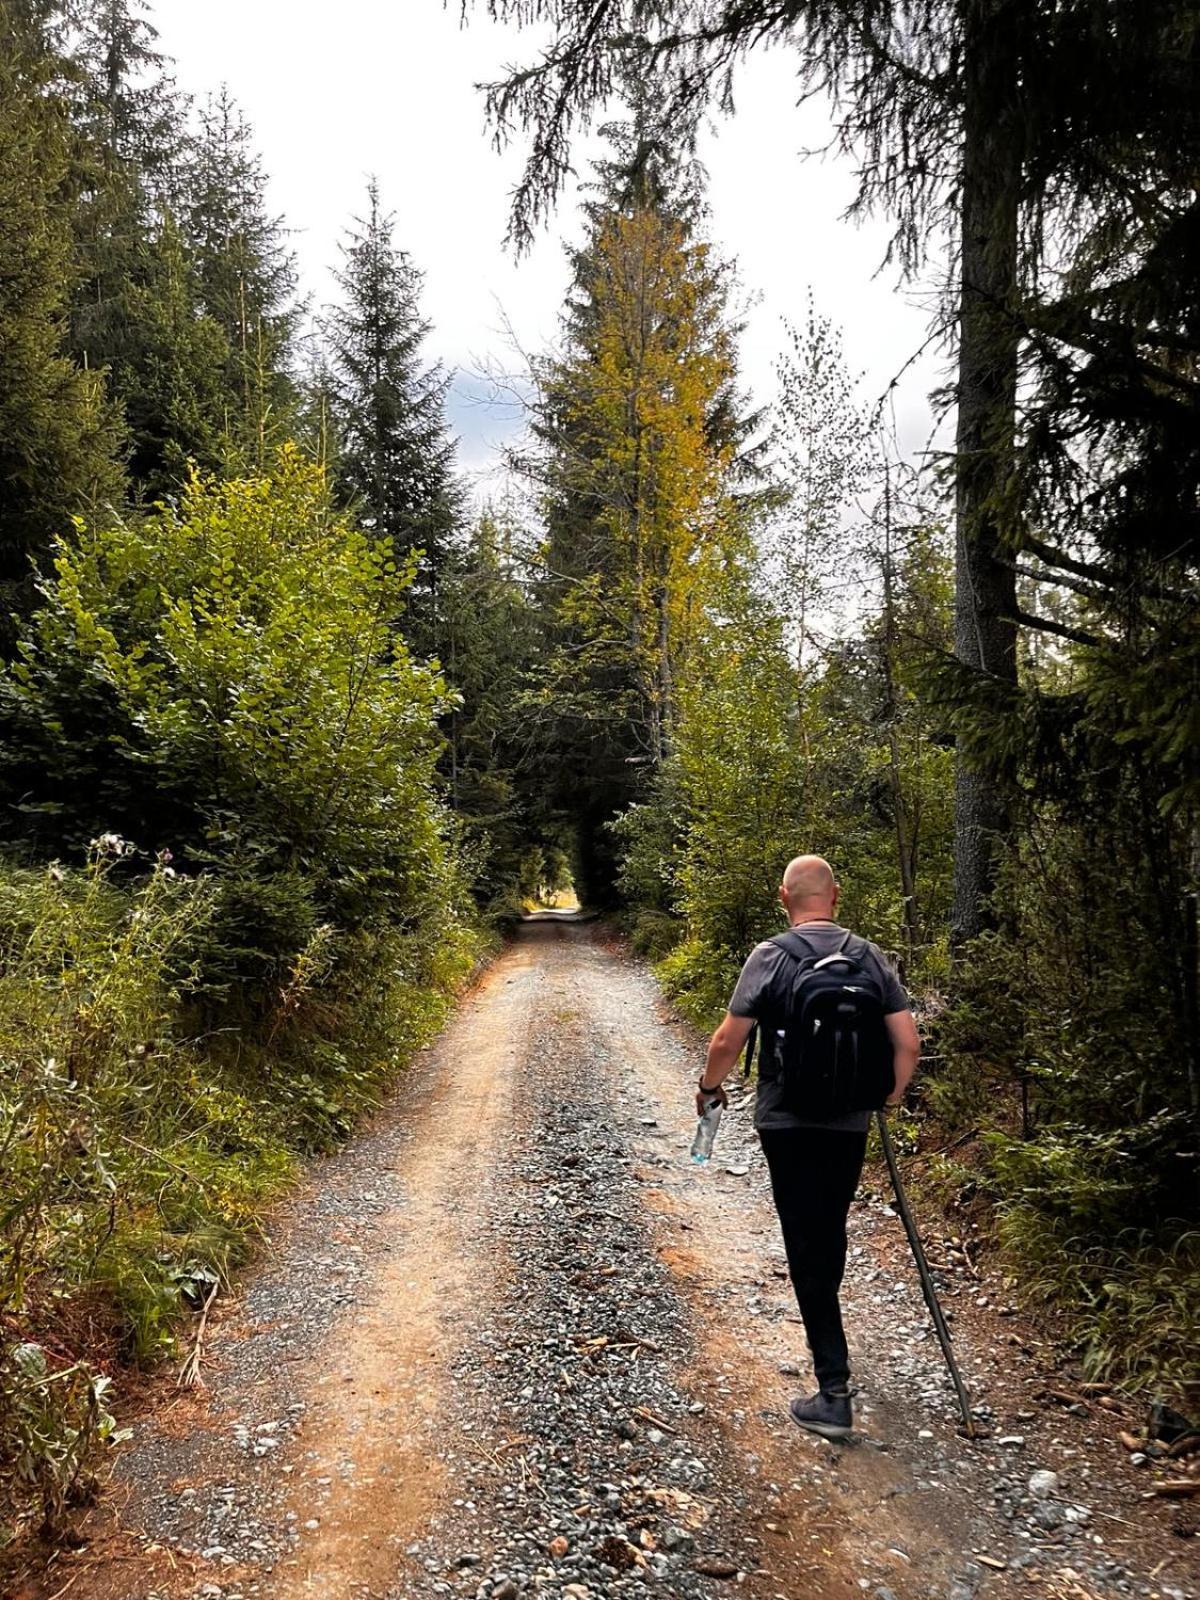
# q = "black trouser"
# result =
<box><xmin>758</xmin><ymin>1127</ymin><xmax>868</xmax><ymax>1392</ymax></box>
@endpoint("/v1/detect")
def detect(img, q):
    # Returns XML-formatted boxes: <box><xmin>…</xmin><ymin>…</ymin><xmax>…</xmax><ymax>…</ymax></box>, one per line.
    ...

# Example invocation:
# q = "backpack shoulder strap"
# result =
<box><xmin>768</xmin><ymin>929</ymin><xmax>818</xmax><ymax>966</ymax></box>
<box><xmin>809</xmin><ymin>929</ymin><xmax>861</xmax><ymax>969</ymax></box>
<box><xmin>823</xmin><ymin>935</ymin><xmax>889</xmax><ymax>999</ymax></box>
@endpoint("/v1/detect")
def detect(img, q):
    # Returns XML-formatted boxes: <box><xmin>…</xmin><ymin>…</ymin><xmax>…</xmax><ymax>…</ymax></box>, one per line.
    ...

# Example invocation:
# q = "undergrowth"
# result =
<box><xmin>0</xmin><ymin>842</ymin><xmax>481</xmax><ymax>1543</ymax></box>
<box><xmin>911</xmin><ymin>1134</ymin><xmax>1199</xmax><ymax>1405</ymax></box>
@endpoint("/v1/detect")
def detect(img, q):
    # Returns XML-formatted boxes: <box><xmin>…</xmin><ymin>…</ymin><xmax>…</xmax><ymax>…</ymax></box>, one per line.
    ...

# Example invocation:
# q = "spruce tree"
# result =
<box><xmin>322</xmin><ymin>179</ymin><xmax>459</xmax><ymax>651</ymax></box>
<box><xmin>63</xmin><ymin>0</ymin><xmax>210</xmax><ymax>501</ymax></box>
<box><xmin>526</xmin><ymin>120</ymin><xmax>762</xmax><ymax>899</ymax></box>
<box><xmin>118</xmin><ymin>214</ymin><xmax>233</xmax><ymax>497</ymax></box>
<box><xmin>0</xmin><ymin>4</ymin><xmax>123</xmax><ymax>645</ymax></box>
<box><xmin>67</xmin><ymin>0</ymin><xmax>183</xmax><ymax>191</ymax></box>
<box><xmin>65</xmin><ymin>0</ymin><xmax>187</xmax><ymax>361</ymax></box>
<box><xmin>182</xmin><ymin>88</ymin><xmax>299</xmax><ymax>459</ymax></box>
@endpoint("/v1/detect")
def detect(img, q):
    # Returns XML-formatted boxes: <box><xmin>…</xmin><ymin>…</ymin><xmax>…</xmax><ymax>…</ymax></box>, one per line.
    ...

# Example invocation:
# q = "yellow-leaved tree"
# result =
<box><xmin>523</xmin><ymin>126</ymin><xmax>765</xmax><ymax>900</ymax></box>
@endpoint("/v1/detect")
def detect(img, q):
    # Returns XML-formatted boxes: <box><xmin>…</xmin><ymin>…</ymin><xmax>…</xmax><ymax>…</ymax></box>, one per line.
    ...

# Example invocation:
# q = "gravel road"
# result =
<box><xmin>15</xmin><ymin>919</ymin><xmax>1196</xmax><ymax>1600</ymax></box>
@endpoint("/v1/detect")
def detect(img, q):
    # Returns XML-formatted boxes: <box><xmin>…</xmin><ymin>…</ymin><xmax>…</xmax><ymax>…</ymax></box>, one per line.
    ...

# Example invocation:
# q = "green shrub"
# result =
<box><xmin>0</xmin><ymin>840</ymin><xmax>479</xmax><ymax>1538</ymax></box>
<box><xmin>0</xmin><ymin>1343</ymin><xmax>127</xmax><ymax>1541</ymax></box>
<box><xmin>0</xmin><ymin>446</ymin><xmax>468</xmax><ymax>1006</ymax></box>
<box><xmin>928</xmin><ymin>807</ymin><xmax>1198</xmax><ymax>1396</ymax></box>
<box><xmin>0</xmin><ymin>847</ymin><xmax>221</xmax><ymax>1524</ymax></box>
<box><xmin>0</xmin><ymin>451</ymin><xmax>486</xmax><ymax>1539</ymax></box>
<box><xmin>655</xmin><ymin>937</ymin><xmax>741</xmax><ymax>1032</ymax></box>
<box><xmin>627</xmin><ymin>907</ymin><xmax>683</xmax><ymax>962</ymax></box>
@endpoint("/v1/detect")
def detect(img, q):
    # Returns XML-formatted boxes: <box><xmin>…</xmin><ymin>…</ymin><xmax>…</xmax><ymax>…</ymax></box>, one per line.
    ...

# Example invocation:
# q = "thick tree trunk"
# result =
<box><xmin>880</xmin><ymin>478</ymin><xmax>920</xmax><ymax>965</ymax></box>
<box><xmin>950</xmin><ymin>0</ymin><xmax>1021</xmax><ymax>947</ymax></box>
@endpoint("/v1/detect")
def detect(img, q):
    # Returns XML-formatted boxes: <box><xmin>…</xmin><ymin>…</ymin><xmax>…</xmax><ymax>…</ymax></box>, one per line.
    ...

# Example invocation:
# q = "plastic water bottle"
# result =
<box><xmin>690</xmin><ymin>1094</ymin><xmax>724</xmax><ymax>1163</ymax></box>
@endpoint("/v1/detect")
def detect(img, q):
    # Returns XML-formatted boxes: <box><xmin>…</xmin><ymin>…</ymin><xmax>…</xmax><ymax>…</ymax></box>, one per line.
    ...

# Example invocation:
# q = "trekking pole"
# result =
<box><xmin>874</xmin><ymin>1111</ymin><xmax>978</xmax><ymax>1437</ymax></box>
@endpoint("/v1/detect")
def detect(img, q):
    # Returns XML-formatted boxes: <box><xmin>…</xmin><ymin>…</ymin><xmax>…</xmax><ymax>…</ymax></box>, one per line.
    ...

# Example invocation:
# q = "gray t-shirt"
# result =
<box><xmin>728</xmin><ymin>922</ymin><xmax>910</xmax><ymax>1132</ymax></box>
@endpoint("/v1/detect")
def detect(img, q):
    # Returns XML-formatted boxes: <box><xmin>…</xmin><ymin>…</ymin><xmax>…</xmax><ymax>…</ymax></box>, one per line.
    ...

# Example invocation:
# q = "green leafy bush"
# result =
<box><xmin>0</xmin><ymin>445</ymin><xmax>470</xmax><ymax>1002</ymax></box>
<box><xmin>0</xmin><ymin>847</ymin><xmax>231</xmax><ymax>1530</ymax></box>
<box><xmin>0</xmin><ymin>1344</ymin><xmax>127</xmax><ymax>1542</ymax></box>
<box><xmin>0</xmin><ymin>844</ymin><xmax>477</xmax><ymax>1539</ymax></box>
<box><xmin>655</xmin><ymin>937</ymin><xmax>741</xmax><ymax>1032</ymax></box>
<box><xmin>0</xmin><ymin>452</ymin><xmax>483</xmax><ymax>1540</ymax></box>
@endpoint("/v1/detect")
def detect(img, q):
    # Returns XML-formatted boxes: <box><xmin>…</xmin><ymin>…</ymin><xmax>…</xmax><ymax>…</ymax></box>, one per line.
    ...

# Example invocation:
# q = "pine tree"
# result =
<box><xmin>0</xmin><ymin>3</ymin><xmax>123</xmax><ymax>645</ymax></box>
<box><xmin>62</xmin><ymin>0</ymin><xmax>215</xmax><ymax>502</ymax></box>
<box><xmin>182</xmin><ymin>87</ymin><xmax>299</xmax><ymax>459</ymax></box>
<box><xmin>322</xmin><ymin>179</ymin><xmax>459</xmax><ymax>651</ymax></box>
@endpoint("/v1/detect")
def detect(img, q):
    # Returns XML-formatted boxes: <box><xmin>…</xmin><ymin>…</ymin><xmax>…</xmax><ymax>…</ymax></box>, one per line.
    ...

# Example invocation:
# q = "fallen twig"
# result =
<box><xmin>177</xmin><ymin>1280</ymin><xmax>219</xmax><ymax>1389</ymax></box>
<box><xmin>613</xmin><ymin>1336</ymin><xmax>662</xmax><ymax>1355</ymax></box>
<box><xmin>1152</xmin><ymin>1479</ymin><xmax>1200</xmax><ymax>1499</ymax></box>
<box><xmin>1089</xmin><ymin>1507</ymin><xmax>1141</xmax><ymax>1529</ymax></box>
<box><xmin>632</xmin><ymin>1405</ymin><xmax>678</xmax><ymax>1434</ymax></box>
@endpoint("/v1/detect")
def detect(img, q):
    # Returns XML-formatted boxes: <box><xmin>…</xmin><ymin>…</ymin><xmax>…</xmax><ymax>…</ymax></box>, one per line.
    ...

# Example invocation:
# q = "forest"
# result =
<box><xmin>0</xmin><ymin>0</ymin><xmax>1197</xmax><ymax>1549</ymax></box>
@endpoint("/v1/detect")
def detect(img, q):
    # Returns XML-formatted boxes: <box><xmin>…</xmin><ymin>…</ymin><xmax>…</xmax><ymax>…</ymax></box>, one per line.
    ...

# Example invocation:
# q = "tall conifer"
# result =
<box><xmin>527</xmin><ymin>120</ymin><xmax>761</xmax><ymax>897</ymax></box>
<box><xmin>322</xmin><ymin>179</ymin><xmax>459</xmax><ymax>651</ymax></box>
<box><xmin>0</xmin><ymin>4</ymin><xmax>123</xmax><ymax>644</ymax></box>
<box><xmin>63</xmin><ymin>0</ymin><xmax>217</xmax><ymax>501</ymax></box>
<box><xmin>66</xmin><ymin>0</ymin><xmax>185</xmax><ymax>372</ymax></box>
<box><xmin>183</xmin><ymin>88</ymin><xmax>299</xmax><ymax>459</ymax></box>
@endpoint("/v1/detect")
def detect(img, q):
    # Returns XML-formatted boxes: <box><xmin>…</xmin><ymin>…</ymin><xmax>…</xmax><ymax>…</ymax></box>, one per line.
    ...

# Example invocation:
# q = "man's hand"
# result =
<box><xmin>696</xmin><ymin>1011</ymin><xmax>754</xmax><ymax>1118</ymax></box>
<box><xmin>695</xmin><ymin>1081</ymin><xmax>729</xmax><ymax>1117</ymax></box>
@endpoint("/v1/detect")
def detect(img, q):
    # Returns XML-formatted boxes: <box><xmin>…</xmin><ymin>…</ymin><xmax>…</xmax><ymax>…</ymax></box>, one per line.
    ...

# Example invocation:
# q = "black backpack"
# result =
<box><xmin>763</xmin><ymin>929</ymin><xmax>895</xmax><ymax>1117</ymax></box>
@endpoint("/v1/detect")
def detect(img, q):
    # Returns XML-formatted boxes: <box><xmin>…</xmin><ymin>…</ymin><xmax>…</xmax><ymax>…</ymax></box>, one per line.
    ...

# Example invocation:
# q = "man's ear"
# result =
<box><xmin>778</xmin><ymin>884</ymin><xmax>787</xmax><ymax>912</ymax></box>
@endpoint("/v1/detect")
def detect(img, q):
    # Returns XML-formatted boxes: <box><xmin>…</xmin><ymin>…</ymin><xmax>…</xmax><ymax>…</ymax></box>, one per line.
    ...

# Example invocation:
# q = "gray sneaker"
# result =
<box><xmin>789</xmin><ymin>1387</ymin><xmax>852</xmax><ymax>1440</ymax></box>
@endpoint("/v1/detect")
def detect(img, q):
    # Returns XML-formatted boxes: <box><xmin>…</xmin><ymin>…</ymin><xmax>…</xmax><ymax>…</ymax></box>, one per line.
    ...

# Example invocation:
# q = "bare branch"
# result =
<box><xmin>1006</xmin><ymin>606</ymin><xmax>1105</xmax><ymax>649</ymax></box>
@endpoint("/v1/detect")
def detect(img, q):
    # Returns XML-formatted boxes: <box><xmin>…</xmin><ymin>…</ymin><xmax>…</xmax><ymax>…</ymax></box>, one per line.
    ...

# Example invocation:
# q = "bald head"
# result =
<box><xmin>780</xmin><ymin>855</ymin><xmax>838</xmax><ymax>919</ymax></box>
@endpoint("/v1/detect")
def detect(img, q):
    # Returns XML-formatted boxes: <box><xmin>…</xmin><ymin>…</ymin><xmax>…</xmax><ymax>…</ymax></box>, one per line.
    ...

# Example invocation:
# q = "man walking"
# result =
<box><xmin>696</xmin><ymin>855</ymin><xmax>919</xmax><ymax>1439</ymax></box>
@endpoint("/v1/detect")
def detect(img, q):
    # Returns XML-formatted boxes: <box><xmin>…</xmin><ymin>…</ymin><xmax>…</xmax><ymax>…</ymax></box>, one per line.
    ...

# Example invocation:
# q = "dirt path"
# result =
<box><xmin>14</xmin><ymin>922</ymin><xmax>1196</xmax><ymax>1600</ymax></box>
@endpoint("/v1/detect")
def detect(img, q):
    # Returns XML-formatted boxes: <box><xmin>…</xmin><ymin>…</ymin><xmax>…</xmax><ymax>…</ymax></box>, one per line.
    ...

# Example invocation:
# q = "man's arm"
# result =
<box><xmin>697</xmin><ymin>1012</ymin><xmax>755</xmax><ymax>1112</ymax></box>
<box><xmin>884</xmin><ymin>1009</ymin><xmax>920</xmax><ymax>1106</ymax></box>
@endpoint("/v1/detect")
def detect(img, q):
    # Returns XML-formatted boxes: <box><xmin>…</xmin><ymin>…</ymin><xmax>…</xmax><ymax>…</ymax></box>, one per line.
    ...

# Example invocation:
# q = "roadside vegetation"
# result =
<box><xmin>1</xmin><ymin>0</ymin><xmax>1196</xmax><ymax>1551</ymax></box>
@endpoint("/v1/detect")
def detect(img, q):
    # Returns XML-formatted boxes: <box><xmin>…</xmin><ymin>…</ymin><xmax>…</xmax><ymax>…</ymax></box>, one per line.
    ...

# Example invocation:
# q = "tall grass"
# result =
<box><xmin>0</xmin><ymin>841</ymin><xmax>478</xmax><ymax>1540</ymax></box>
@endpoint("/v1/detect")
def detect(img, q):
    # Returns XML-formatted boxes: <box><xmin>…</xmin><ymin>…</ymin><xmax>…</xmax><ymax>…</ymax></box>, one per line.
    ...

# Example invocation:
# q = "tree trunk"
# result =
<box><xmin>880</xmin><ymin>475</ymin><xmax>920</xmax><ymax>965</ymax></box>
<box><xmin>950</xmin><ymin>0</ymin><xmax>1022</xmax><ymax>948</ymax></box>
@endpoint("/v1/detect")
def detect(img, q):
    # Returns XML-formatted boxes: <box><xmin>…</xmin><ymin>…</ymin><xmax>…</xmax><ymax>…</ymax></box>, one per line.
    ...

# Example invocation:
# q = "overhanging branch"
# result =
<box><xmin>1006</xmin><ymin>607</ymin><xmax>1105</xmax><ymax>649</ymax></box>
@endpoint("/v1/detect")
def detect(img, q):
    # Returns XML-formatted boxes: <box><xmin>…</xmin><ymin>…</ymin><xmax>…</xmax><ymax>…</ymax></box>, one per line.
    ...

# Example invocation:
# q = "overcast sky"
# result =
<box><xmin>154</xmin><ymin>0</ymin><xmax>948</xmax><ymax>495</ymax></box>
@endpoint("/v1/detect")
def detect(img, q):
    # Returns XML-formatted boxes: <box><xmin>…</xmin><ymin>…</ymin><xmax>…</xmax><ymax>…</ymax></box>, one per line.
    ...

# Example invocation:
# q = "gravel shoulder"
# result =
<box><xmin>9</xmin><ymin>921</ymin><xmax>1196</xmax><ymax>1600</ymax></box>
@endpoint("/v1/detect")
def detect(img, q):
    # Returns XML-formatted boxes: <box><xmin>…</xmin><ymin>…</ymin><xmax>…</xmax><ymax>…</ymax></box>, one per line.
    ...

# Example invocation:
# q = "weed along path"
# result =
<box><xmin>18</xmin><ymin>923</ymin><xmax>1195</xmax><ymax>1600</ymax></box>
